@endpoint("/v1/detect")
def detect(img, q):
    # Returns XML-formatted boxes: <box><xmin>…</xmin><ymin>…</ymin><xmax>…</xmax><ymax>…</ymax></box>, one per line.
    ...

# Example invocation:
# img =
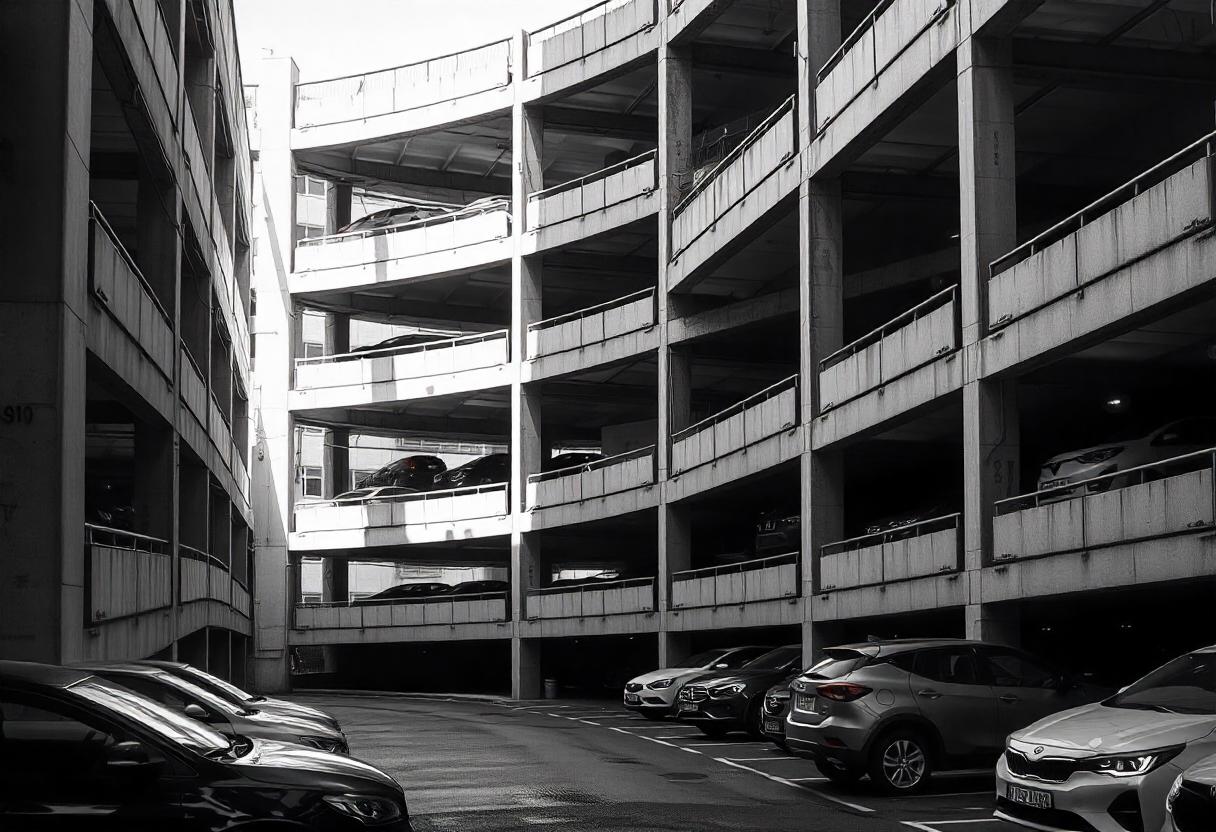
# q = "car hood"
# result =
<box><xmin>1013</xmin><ymin>703</ymin><xmax>1216</xmax><ymax>754</ymax></box>
<box><xmin>684</xmin><ymin>668</ymin><xmax>786</xmax><ymax>690</ymax></box>
<box><xmin>243</xmin><ymin>709</ymin><xmax>344</xmax><ymax>741</ymax></box>
<box><xmin>230</xmin><ymin>738</ymin><xmax>399</xmax><ymax>794</ymax></box>
<box><xmin>1041</xmin><ymin>441</ymin><xmax>1134</xmax><ymax>467</ymax></box>
<box><xmin>257</xmin><ymin>698</ymin><xmax>340</xmax><ymax>728</ymax></box>
<box><xmin>629</xmin><ymin>668</ymin><xmax>705</xmax><ymax>686</ymax></box>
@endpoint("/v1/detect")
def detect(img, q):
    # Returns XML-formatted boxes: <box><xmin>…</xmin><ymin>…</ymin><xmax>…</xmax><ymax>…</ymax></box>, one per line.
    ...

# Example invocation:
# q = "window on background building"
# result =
<box><xmin>351</xmin><ymin>470</ymin><xmax>375</xmax><ymax>489</ymax></box>
<box><xmin>294</xmin><ymin>175</ymin><xmax>328</xmax><ymax>197</ymax></box>
<box><xmin>303</xmin><ymin>342</ymin><xmax>324</xmax><ymax>359</ymax></box>
<box><xmin>301</xmin><ymin>466</ymin><xmax>323</xmax><ymax>498</ymax></box>
<box><xmin>294</xmin><ymin>223</ymin><xmax>325</xmax><ymax>241</ymax></box>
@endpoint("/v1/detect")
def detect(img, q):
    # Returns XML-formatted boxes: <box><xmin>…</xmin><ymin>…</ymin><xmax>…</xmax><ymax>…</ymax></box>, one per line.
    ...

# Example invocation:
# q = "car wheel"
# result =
<box><xmin>640</xmin><ymin>710</ymin><xmax>666</xmax><ymax>721</ymax></box>
<box><xmin>868</xmin><ymin>729</ymin><xmax>932</xmax><ymax>794</ymax></box>
<box><xmin>698</xmin><ymin>724</ymin><xmax>729</xmax><ymax>738</ymax></box>
<box><xmin>818</xmin><ymin>761</ymin><xmax>862</xmax><ymax>785</ymax></box>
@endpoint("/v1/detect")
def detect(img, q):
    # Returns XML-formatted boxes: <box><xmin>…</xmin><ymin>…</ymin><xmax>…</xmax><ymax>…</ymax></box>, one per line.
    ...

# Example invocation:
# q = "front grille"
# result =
<box><xmin>1005</xmin><ymin>748</ymin><xmax>1082</xmax><ymax>783</ymax></box>
<box><xmin>996</xmin><ymin>798</ymin><xmax>1098</xmax><ymax>832</ymax></box>
<box><xmin>681</xmin><ymin>685</ymin><xmax>708</xmax><ymax>702</ymax></box>
<box><xmin>642</xmin><ymin>696</ymin><xmax>665</xmax><ymax>705</ymax></box>
<box><xmin>764</xmin><ymin>695</ymin><xmax>789</xmax><ymax>716</ymax></box>
<box><xmin>1172</xmin><ymin>780</ymin><xmax>1216</xmax><ymax>832</ymax></box>
<box><xmin>625</xmin><ymin>682</ymin><xmax>643</xmax><ymax>692</ymax></box>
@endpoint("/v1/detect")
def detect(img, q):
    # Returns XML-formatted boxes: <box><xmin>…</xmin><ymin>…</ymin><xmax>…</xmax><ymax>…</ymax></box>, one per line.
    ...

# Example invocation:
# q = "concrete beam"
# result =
<box><xmin>297</xmin><ymin>154</ymin><xmax>513</xmax><ymax>196</ymax></box>
<box><xmin>1013</xmin><ymin>39</ymin><xmax>1216</xmax><ymax>89</ymax></box>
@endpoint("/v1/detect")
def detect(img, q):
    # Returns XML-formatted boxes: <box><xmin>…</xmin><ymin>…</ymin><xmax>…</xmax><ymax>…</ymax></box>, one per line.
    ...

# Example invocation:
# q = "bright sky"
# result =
<box><xmin>235</xmin><ymin>0</ymin><xmax>593</xmax><ymax>83</ymax></box>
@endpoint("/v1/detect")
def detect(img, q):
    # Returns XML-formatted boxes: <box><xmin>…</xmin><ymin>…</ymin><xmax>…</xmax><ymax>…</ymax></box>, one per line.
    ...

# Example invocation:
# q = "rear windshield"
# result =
<box><xmin>802</xmin><ymin>650</ymin><xmax>869</xmax><ymax>680</ymax></box>
<box><xmin>1107</xmin><ymin>652</ymin><xmax>1216</xmax><ymax>715</ymax></box>
<box><xmin>684</xmin><ymin>649</ymin><xmax>729</xmax><ymax>668</ymax></box>
<box><xmin>743</xmin><ymin>646</ymin><xmax>801</xmax><ymax>672</ymax></box>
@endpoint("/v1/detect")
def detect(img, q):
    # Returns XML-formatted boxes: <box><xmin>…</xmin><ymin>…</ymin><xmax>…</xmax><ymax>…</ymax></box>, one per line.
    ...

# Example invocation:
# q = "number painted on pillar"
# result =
<box><xmin>1</xmin><ymin>405</ymin><xmax>34</xmax><ymax>425</ymax></box>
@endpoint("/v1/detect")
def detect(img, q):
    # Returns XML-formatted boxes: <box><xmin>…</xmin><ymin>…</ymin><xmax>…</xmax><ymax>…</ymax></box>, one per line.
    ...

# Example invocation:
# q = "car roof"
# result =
<box><xmin>829</xmin><ymin>637</ymin><xmax>991</xmax><ymax>655</ymax></box>
<box><xmin>0</xmin><ymin>660</ymin><xmax>95</xmax><ymax>689</ymax></box>
<box><xmin>74</xmin><ymin>662</ymin><xmax>167</xmax><ymax>676</ymax></box>
<box><xmin>135</xmin><ymin>659</ymin><xmax>191</xmax><ymax>672</ymax></box>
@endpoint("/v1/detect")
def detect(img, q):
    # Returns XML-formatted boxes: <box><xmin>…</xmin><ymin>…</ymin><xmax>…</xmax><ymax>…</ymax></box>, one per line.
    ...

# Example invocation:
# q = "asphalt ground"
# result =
<box><xmin>290</xmin><ymin>693</ymin><xmax>1026</xmax><ymax>832</ymax></box>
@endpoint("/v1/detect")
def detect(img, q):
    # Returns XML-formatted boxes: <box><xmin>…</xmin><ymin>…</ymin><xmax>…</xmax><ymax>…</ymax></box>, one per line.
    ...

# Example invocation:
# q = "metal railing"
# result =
<box><xmin>292</xmin><ymin>591</ymin><xmax>509</xmax><ymax>629</ymax></box>
<box><xmin>295</xmin><ymin>329</ymin><xmax>509</xmax><ymax>367</ymax></box>
<box><xmin>672</xmin><ymin>551</ymin><xmax>798</xmax><ymax>583</ymax></box>
<box><xmin>819</xmin><ymin>285</ymin><xmax>958</xmax><ymax>371</ymax></box>
<box><xmin>528</xmin><ymin>444</ymin><xmax>656</xmax><ymax>485</ymax></box>
<box><xmin>994</xmin><ymin>447</ymin><xmax>1216</xmax><ymax>516</ymax></box>
<box><xmin>295</xmin><ymin>198</ymin><xmax>511</xmax><ymax>249</ymax></box>
<box><xmin>88</xmin><ymin>202</ymin><xmax>172</xmax><ymax>327</ymax></box>
<box><xmin>990</xmin><ymin>130</ymin><xmax>1216</xmax><ymax>278</ymax></box>
<box><xmin>528</xmin><ymin>148</ymin><xmax>657</xmax><ymax>203</ymax></box>
<box><xmin>294</xmin><ymin>481</ymin><xmax>508</xmax><ymax>512</ymax></box>
<box><xmin>527</xmin><ymin>288</ymin><xmax>656</xmax><ymax>356</ymax></box>
<box><xmin>84</xmin><ymin>524</ymin><xmax>172</xmax><ymax>626</ymax></box>
<box><xmin>527</xmin><ymin>0</ymin><xmax>656</xmax><ymax>76</ymax></box>
<box><xmin>670</xmin><ymin>552</ymin><xmax>799</xmax><ymax>609</ymax></box>
<box><xmin>671</xmin><ymin>374</ymin><xmax>799</xmax><ymax>446</ymax></box>
<box><xmin>85</xmin><ymin>523</ymin><xmax>168</xmax><ymax>555</ymax></box>
<box><xmin>817</xmin><ymin>513</ymin><xmax>961</xmax><ymax>592</ymax></box>
<box><xmin>293</xmin><ymin>38</ymin><xmax>512</xmax><ymax>128</ymax></box>
<box><xmin>672</xmin><ymin>95</ymin><xmax>796</xmax><ymax>220</ymax></box>
<box><xmin>180</xmin><ymin>543</ymin><xmax>227</xmax><ymax>571</ymax></box>
<box><xmin>526</xmin><ymin>576</ymin><xmax>657</xmax><ymax>619</ymax></box>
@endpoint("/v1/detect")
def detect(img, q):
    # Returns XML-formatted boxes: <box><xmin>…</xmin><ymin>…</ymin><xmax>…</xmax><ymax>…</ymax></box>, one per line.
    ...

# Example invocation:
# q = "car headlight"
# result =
<box><xmin>1075</xmin><ymin>447</ymin><xmax>1123</xmax><ymax>464</ymax></box>
<box><xmin>647</xmin><ymin>678</ymin><xmax>675</xmax><ymax>690</ymax></box>
<box><xmin>322</xmin><ymin>794</ymin><xmax>403</xmax><ymax>824</ymax></box>
<box><xmin>1166</xmin><ymin>773</ymin><xmax>1184</xmax><ymax>814</ymax></box>
<box><xmin>1084</xmin><ymin>745</ymin><xmax>1182</xmax><ymax>777</ymax></box>
<box><xmin>709</xmin><ymin>683</ymin><xmax>745</xmax><ymax>698</ymax></box>
<box><xmin>299</xmin><ymin>735</ymin><xmax>346</xmax><ymax>754</ymax></box>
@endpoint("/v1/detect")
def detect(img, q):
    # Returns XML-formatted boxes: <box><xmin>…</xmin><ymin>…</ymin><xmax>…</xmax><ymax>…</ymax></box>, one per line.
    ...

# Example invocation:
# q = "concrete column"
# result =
<box><xmin>512</xmin><ymin>637</ymin><xmax>542</xmax><ymax>700</ymax></box>
<box><xmin>326</xmin><ymin>182</ymin><xmax>353</xmax><ymax>234</ymax></box>
<box><xmin>178</xmin><ymin>627</ymin><xmax>209</xmax><ymax>670</ymax></box>
<box><xmin>324</xmin><ymin>312</ymin><xmax>350</xmax><ymax>355</ymax></box>
<box><xmin>659</xmin><ymin>631</ymin><xmax>691</xmax><ymax>668</ymax></box>
<box><xmin>321</xmin><ymin>558</ymin><xmax>349</xmax><ymax>604</ymax></box>
<box><xmin>208</xmin><ymin>628</ymin><xmax>231</xmax><ymax>680</ymax></box>
<box><xmin>249</xmin><ymin>57</ymin><xmax>299</xmax><ymax>693</ymax></box>
<box><xmin>967</xmin><ymin>600</ymin><xmax>1021</xmax><ymax>646</ymax></box>
<box><xmin>136</xmin><ymin>165</ymin><xmax>179</xmax><ymax>310</ymax></box>
<box><xmin>657</xmin><ymin>503</ymin><xmax>691</xmax><ymax>611</ymax></box>
<box><xmin>208</xmin><ymin>484</ymin><xmax>231</xmax><ymax>566</ymax></box>
<box><xmin>957</xmin><ymin>36</ymin><xmax>1016</xmax><ymax>345</ymax></box>
<box><xmin>0</xmin><ymin>0</ymin><xmax>93</xmax><ymax>663</ymax></box>
<box><xmin>179</xmin><ymin>462</ymin><xmax>209</xmax><ymax>551</ymax></box>
<box><xmin>134</xmin><ymin>421</ymin><xmax>175</xmax><ymax>540</ymax></box>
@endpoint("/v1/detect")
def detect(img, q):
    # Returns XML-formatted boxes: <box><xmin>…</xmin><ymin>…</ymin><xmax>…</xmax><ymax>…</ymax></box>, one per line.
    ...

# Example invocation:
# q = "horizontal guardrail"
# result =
<box><xmin>528</xmin><ymin>445</ymin><xmax>654</xmax><ymax>484</ymax></box>
<box><xmin>529</xmin><ymin>150</ymin><xmax>657</xmax><ymax>202</ymax></box>
<box><xmin>817</xmin><ymin>513</ymin><xmax>961</xmax><ymax>592</ymax></box>
<box><xmin>296</xmin><ymin>329</ymin><xmax>508</xmax><ymax>366</ymax></box>
<box><xmin>526</xmin><ymin>289</ymin><xmax>656</xmax><ymax>360</ymax></box>
<box><xmin>995</xmin><ymin>447</ymin><xmax>1216</xmax><ymax>515</ymax></box>
<box><xmin>179</xmin><ymin>342</ymin><xmax>208</xmax><ymax>425</ymax></box>
<box><xmin>671</xmin><ymin>375</ymin><xmax>799</xmax><ymax>445</ymax></box>
<box><xmin>990</xmin><ymin>130</ymin><xmax>1216</xmax><ymax>278</ymax></box>
<box><xmin>527</xmin><ymin>0</ymin><xmax>656</xmax><ymax>77</ymax></box>
<box><xmin>670</xmin><ymin>376</ymin><xmax>798</xmax><ymax>476</ymax></box>
<box><xmin>670</xmin><ymin>552</ymin><xmax>800</xmax><ymax>609</ymax></box>
<box><xmin>293</xmin><ymin>39</ymin><xmax>512</xmax><ymax>129</ymax></box>
<box><xmin>526</xmin><ymin>445</ymin><xmax>656</xmax><ymax>510</ymax></box>
<box><xmin>292</xmin><ymin>592</ymin><xmax>509</xmax><ymax>629</ymax></box>
<box><xmin>296</xmin><ymin>199</ymin><xmax>511</xmax><ymax>249</ymax></box>
<box><xmin>672</xmin><ymin>551</ymin><xmax>798</xmax><ymax>582</ymax></box>
<box><xmin>526</xmin><ymin>150</ymin><xmax>657</xmax><ymax>231</ymax></box>
<box><xmin>530</xmin><ymin>575</ymin><xmax>654</xmax><ymax>595</ymax></box>
<box><xmin>85</xmin><ymin>524</ymin><xmax>173</xmax><ymax>626</ymax></box>
<box><xmin>526</xmin><ymin>576</ymin><xmax>657</xmax><ymax>620</ymax></box>
<box><xmin>85</xmin><ymin>523</ymin><xmax>167</xmax><ymax>554</ymax></box>
<box><xmin>820</xmin><ymin>286</ymin><xmax>957</xmax><ymax>370</ymax></box>
<box><xmin>296</xmin><ymin>481</ymin><xmax>507</xmax><ymax>511</ymax></box>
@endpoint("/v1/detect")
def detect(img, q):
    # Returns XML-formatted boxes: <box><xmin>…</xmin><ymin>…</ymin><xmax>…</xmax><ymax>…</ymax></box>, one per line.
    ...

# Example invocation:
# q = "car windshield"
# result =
<box><xmin>150</xmin><ymin>672</ymin><xmax>247</xmax><ymax>716</ymax></box>
<box><xmin>803</xmin><ymin>649</ymin><xmax>870</xmax><ymax>680</ymax></box>
<box><xmin>743</xmin><ymin>646</ymin><xmax>801</xmax><ymax>671</ymax></box>
<box><xmin>69</xmin><ymin>678</ymin><xmax>230</xmax><ymax>753</ymax></box>
<box><xmin>178</xmin><ymin>665</ymin><xmax>254</xmax><ymax>703</ymax></box>
<box><xmin>684</xmin><ymin>649</ymin><xmax>729</xmax><ymax>668</ymax></box>
<box><xmin>1107</xmin><ymin>652</ymin><xmax>1216</xmax><ymax>714</ymax></box>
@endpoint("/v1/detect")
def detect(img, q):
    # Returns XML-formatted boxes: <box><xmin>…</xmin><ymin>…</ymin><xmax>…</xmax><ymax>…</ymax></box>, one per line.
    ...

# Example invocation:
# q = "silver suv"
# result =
<box><xmin>785</xmin><ymin>639</ymin><xmax>1107</xmax><ymax>794</ymax></box>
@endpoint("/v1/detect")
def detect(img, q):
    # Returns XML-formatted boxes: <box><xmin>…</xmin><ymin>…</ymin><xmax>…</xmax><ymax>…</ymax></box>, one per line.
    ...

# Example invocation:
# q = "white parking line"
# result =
<box><xmin>900</xmin><ymin>820</ymin><xmax>1000</xmax><ymax>831</ymax></box>
<box><xmin>722</xmin><ymin>756</ymin><xmax>807</xmax><ymax>762</ymax></box>
<box><xmin>683</xmin><ymin>741</ymin><xmax>770</xmax><ymax>748</ymax></box>
<box><xmin>715</xmin><ymin>758</ymin><xmax>875</xmax><ymax>813</ymax></box>
<box><xmin>784</xmin><ymin>776</ymin><xmax>829</xmax><ymax>783</ymax></box>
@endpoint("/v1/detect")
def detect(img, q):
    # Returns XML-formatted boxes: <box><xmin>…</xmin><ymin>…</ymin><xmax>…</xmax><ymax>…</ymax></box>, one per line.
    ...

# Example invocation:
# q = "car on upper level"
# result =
<box><xmin>337</xmin><ymin>201</ymin><xmax>451</xmax><ymax>234</ymax></box>
<box><xmin>545</xmin><ymin>451</ymin><xmax>604</xmax><ymax>471</ymax></box>
<box><xmin>785</xmin><ymin>639</ymin><xmax>1109</xmax><ymax>794</ymax></box>
<box><xmin>1036</xmin><ymin>418</ymin><xmax>1216</xmax><ymax>500</ymax></box>
<box><xmin>445</xmin><ymin>579</ymin><xmax>509</xmax><ymax>597</ymax></box>
<box><xmin>136</xmin><ymin>660</ymin><xmax>341</xmax><ymax>732</ymax></box>
<box><xmin>755</xmin><ymin>502</ymin><xmax>800</xmax><ymax>556</ymax></box>
<box><xmin>352</xmin><ymin>333</ymin><xmax>448</xmax><ymax>355</ymax></box>
<box><xmin>623</xmin><ymin>646</ymin><xmax>775</xmax><ymax>720</ymax></box>
<box><xmin>331</xmin><ymin>485</ymin><xmax>418</xmax><ymax>505</ymax></box>
<box><xmin>997</xmin><ymin>644</ymin><xmax>1216</xmax><ymax>832</ymax></box>
<box><xmin>676</xmin><ymin>645</ymin><xmax>803</xmax><ymax>738</ymax></box>
<box><xmin>432</xmin><ymin>453</ymin><xmax>509</xmax><ymax>490</ymax></box>
<box><xmin>76</xmin><ymin>663</ymin><xmax>350</xmax><ymax>755</ymax></box>
<box><xmin>0</xmin><ymin>660</ymin><xmax>412</xmax><ymax>831</ymax></box>
<box><xmin>356</xmin><ymin>455</ymin><xmax>447</xmax><ymax>491</ymax></box>
<box><xmin>355</xmin><ymin>582</ymin><xmax>453</xmax><ymax>604</ymax></box>
<box><xmin>1167</xmin><ymin>751</ymin><xmax>1216</xmax><ymax>832</ymax></box>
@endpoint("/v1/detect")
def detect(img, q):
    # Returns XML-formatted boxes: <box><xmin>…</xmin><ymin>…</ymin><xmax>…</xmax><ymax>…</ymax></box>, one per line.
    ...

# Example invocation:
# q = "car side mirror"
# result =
<box><xmin>1117</xmin><ymin>685</ymin><xmax>1129</xmax><ymax>695</ymax></box>
<box><xmin>183</xmin><ymin>703</ymin><xmax>208</xmax><ymax>720</ymax></box>
<box><xmin>106</xmin><ymin>740</ymin><xmax>152</xmax><ymax>769</ymax></box>
<box><xmin>713</xmin><ymin>663</ymin><xmax>729</xmax><ymax>669</ymax></box>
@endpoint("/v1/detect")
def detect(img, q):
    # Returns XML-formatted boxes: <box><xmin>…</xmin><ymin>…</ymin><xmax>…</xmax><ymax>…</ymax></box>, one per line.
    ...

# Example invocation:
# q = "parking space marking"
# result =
<box><xmin>784</xmin><ymin>776</ymin><xmax>828</xmax><ymax>783</ymax></box>
<box><xmin>900</xmin><ymin>819</ymin><xmax>1000</xmax><ymax>831</ymax></box>
<box><xmin>722</xmin><ymin>756</ymin><xmax>807</xmax><ymax>762</ymax></box>
<box><xmin>683</xmin><ymin>741</ymin><xmax>770</xmax><ymax>748</ymax></box>
<box><xmin>715</xmin><ymin>758</ymin><xmax>875</xmax><ymax>813</ymax></box>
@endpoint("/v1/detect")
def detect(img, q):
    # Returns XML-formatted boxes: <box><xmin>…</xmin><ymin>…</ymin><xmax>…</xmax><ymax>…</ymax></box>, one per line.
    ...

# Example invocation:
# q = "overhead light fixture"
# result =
<box><xmin>1103</xmin><ymin>397</ymin><xmax>1128</xmax><ymax>414</ymax></box>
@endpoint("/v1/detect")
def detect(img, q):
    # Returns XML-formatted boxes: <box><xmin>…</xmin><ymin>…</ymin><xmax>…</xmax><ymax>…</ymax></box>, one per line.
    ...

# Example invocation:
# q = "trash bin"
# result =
<box><xmin>543</xmin><ymin>678</ymin><xmax>559</xmax><ymax>699</ymax></box>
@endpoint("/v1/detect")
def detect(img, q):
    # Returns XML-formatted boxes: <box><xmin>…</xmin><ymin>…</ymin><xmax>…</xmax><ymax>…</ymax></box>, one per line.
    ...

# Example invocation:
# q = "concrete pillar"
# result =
<box><xmin>659</xmin><ymin>631</ymin><xmax>691</xmax><ymax>669</ymax></box>
<box><xmin>0</xmin><ymin>0</ymin><xmax>93</xmax><ymax>663</ymax></box>
<box><xmin>321</xmin><ymin>558</ymin><xmax>349</xmax><ymax>604</ymax></box>
<box><xmin>231</xmin><ymin>634</ymin><xmax>248</xmax><ymax>688</ymax></box>
<box><xmin>967</xmin><ymin>601</ymin><xmax>1021</xmax><ymax>646</ymax></box>
<box><xmin>208</xmin><ymin>628</ymin><xmax>231</xmax><ymax>680</ymax></box>
<box><xmin>249</xmin><ymin>57</ymin><xmax>299</xmax><ymax>693</ymax></box>
<box><xmin>326</xmin><ymin>182</ymin><xmax>353</xmax><ymax>234</ymax></box>
<box><xmin>512</xmin><ymin>638</ymin><xmax>542</xmax><ymax>700</ymax></box>
<box><xmin>324</xmin><ymin>312</ymin><xmax>350</xmax><ymax>355</ymax></box>
<box><xmin>325</xmin><ymin>427</ymin><xmax>350</xmax><ymax>495</ymax></box>
<box><xmin>658</xmin><ymin>503</ymin><xmax>691</xmax><ymax>611</ymax></box>
<box><xmin>178</xmin><ymin>626</ymin><xmax>209</xmax><ymax>670</ymax></box>
<box><xmin>133</xmin><ymin>421</ymin><xmax>175</xmax><ymax>540</ymax></box>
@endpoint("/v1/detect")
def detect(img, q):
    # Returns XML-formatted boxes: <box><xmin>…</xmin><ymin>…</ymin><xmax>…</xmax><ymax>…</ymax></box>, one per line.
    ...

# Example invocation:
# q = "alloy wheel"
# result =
<box><xmin>881</xmin><ymin>739</ymin><xmax>926</xmax><ymax>789</ymax></box>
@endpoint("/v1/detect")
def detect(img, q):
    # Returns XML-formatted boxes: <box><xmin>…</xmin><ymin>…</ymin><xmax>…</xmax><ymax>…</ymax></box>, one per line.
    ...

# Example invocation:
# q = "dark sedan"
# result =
<box><xmin>675</xmin><ymin>645</ymin><xmax>803</xmax><ymax>738</ymax></box>
<box><xmin>356</xmin><ymin>455</ymin><xmax>447</xmax><ymax>490</ymax></box>
<box><xmin>432</xmin><ymin>453</ymin><xmax>509</xmax><ymax>490</ymax></box>
<box><xmin>0</xmin><ymin>660</ymin><xmax>411</xmax><ymax>831</ymax></box>
<box><xmin>356</xmin><ymin>582</ymin><xmax>452</xmax><ymax>604</ymax></box>
<box><xmin>760</xmin><ymin>674</ymin><xmax>798</xmax><ymax>749</ymax></box>
<box><xmin>447</xmin><ymin>579</ymin><xmax>509</xmax><ymax>596</ymax></box>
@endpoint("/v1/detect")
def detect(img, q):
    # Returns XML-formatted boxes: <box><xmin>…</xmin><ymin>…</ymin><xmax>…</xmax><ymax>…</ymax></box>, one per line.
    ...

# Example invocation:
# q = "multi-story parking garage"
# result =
<box><xmin>0</xmin><ymin>1</ymin><xmax>255</xmax><ymax>678</ymax></box>
<box><xmin>248</xmin><ymin>0</ymin><xmax>1216</xmax><ymax>696</ymax></box>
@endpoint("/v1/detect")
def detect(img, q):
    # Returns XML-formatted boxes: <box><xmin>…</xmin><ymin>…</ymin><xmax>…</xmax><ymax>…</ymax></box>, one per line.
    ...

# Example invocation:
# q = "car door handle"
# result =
<box><xmin>916</xmin><ymin>689</ymin><xmax>942</xmax><ymax>700</ymax></box>
<box><xmin>999</xmin><ymin>694</ymin><xmax>1021</xmax><ymax>704</ymax></box>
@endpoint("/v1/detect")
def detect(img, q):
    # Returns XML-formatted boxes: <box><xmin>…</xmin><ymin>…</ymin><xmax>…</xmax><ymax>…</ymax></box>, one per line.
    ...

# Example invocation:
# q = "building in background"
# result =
<box><xmin>0</xmin><ymin>0</ymin><xmax>255</xmax><ymax>680</ymax></box>
<box><xmin>247</xmin><ymin>0</ymin><xmax>1216</xmax><ymax>696</ymax></box>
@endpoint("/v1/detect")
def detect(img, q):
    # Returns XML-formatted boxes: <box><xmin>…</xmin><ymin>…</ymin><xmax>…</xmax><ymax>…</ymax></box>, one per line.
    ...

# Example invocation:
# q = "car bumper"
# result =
<box><xmin>994</xmin><ymin>754</ymin><xmax>1179</xmax><ymax>832</ymax></box>
<box><xmin>675</xmin><ymin>697</ymin><xmax>749</xmax><ymax>726</ymax></box>
<box><xmin>623</xmin><ymin>687</ymin><xmax>677</xmax><ymax>711</ymax></box>
<box><xmin>761</xmin><ymin>710</ymin><xmax>788</xmax><ymax>741</ymax></box>
<box><xmin>784</xmin><ymin>711</ymin><xmax>869</xmax><ymax>770</ymax></box>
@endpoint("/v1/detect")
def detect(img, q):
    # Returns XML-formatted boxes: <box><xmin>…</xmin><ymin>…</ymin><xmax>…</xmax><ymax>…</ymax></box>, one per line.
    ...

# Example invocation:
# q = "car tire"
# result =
<box><xmin>640</xmin><ymin>710</ymin><xmax>666</xmax><ymax>721</ymax></box>
<box><xmin>868</xmin><ymin>728</ymin><xmax>932</xmax><ymax>794</ymax></box>
<box><xmin>698</xmin><ymin>724</ymin><xmax>729</xmax><ymax>738</ymax></box>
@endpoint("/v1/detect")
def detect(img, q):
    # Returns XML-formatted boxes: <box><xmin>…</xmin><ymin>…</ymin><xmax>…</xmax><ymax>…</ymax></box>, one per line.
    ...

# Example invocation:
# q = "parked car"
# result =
<box><xmin>545</xmin><ymin>451</ymin><xmax>604</xmax><ymax>471</ymax></box>
<box><xmin>785</xmin><ymin>638</ymin><xmax>1108</xmax><ymax>794</ymax></box>
<box><xmin>332</xmin><ymin>485</ymin><xmax>417</xmax><ymax>504</ymax></box>
<box><xmin>761</xmin><ymin>677</ymin><xmax>796</xmax><ymax>749</ymax></box>
<box><xmin>355</xmin><ymin>582</ymin><xmax>452</xmax><ymax>604</ymax></box>
<box><xmin>1167</xmin><ymin>752</ymin><xmax>1216</xmax><ymax>832</ymax></box>
<box><xmin>755</xmin><ymin>502</ymin><xmax>800</xmax><ymax>556</ymax></box>
<box><xmin>1037</xmin><ymin>417</ymin><xmax>1216</xmax><ymax>499</ymax></box>
<box><xmin>623</xmin><ymin>646</ymin><xmax>774</xmax><ymax>720</ymax></box>
<box><xmin>997</xmin><ymin>644</ymin><xmax>1216</xmax><ymax>832</ymax></box>
<box><xmin>432</xmin><ymin>453</ymin><xmax>509</xmax><ymax>489</ymax></box>
<box><xmin>356</xmin><ymin>455</ymin><xmax>447</xmax><ymax>490</ymax></box>
<box><xmin>76</xmin><ymin>663</ymin><xmax>350</xmax><ymax>754</ymax></box>
<box><xmin>862</xmin><ymin>504</ymin><xmax>948</xmax><ymax>538</ymax></box>
<box><xmin>0</xmin><ymin>660</ymin><xmax>412</xmax><ymax>831</ymax></box>
<box><xmin>337</xmin><ymin>202</ymin><xmax>450</xmax><ymax>233</ymax></box>
<box><xmin>446</xmin><ymin>579</ymin><xmax>509</xmax><ymax>596</ymax></box>
<box><xmin>137</xmin><ymin>660</ymin><xmax>341</xmax><ymax>732</ymax></box>
<box><xmin>676</xmin><ymin>645</ymin><xmax>803</xmax><ymax>738</ymax></box>
<box><xmin>353</xmin><ymin>333</ymin><xmax>446</xmax><ymax>355</ymax></box>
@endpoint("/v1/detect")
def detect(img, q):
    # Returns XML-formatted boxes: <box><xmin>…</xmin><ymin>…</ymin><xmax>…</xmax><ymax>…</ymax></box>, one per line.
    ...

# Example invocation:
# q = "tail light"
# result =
<box><xmin>815</xmin><ymin>682</ymin><xmax>871</xmax><ymax>702</ymax></box>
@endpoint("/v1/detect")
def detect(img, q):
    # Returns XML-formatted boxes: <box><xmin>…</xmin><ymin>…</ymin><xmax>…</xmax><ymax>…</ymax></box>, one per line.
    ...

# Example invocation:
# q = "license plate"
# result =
<box><xmin>763</xmin><ymin>718</ymin><xmax>781</xmax><ymax>733</ymax></box>
<box><xmin>678</xmin><ymin>702</ymin><xmax>698</xmax><ymax>713</ymax></box>
<box><xmin>795</xmin><ymin>693</ymin><xmax>817</xmax><ymax>712</ymax></box>
<box><xmin>1040</xmin><ymin>478</ymin><xmax>1069</xmax><ymax>491</ymax></box>
<box><xmin>1006</xmin><ymin>784</ymin><xmax>1053</xmax><ymax>810</ymax></box>
<box><xmin>624</xmin><ymin>693</ymin><xmax>640</xmax><ymax>704</ymax></box>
